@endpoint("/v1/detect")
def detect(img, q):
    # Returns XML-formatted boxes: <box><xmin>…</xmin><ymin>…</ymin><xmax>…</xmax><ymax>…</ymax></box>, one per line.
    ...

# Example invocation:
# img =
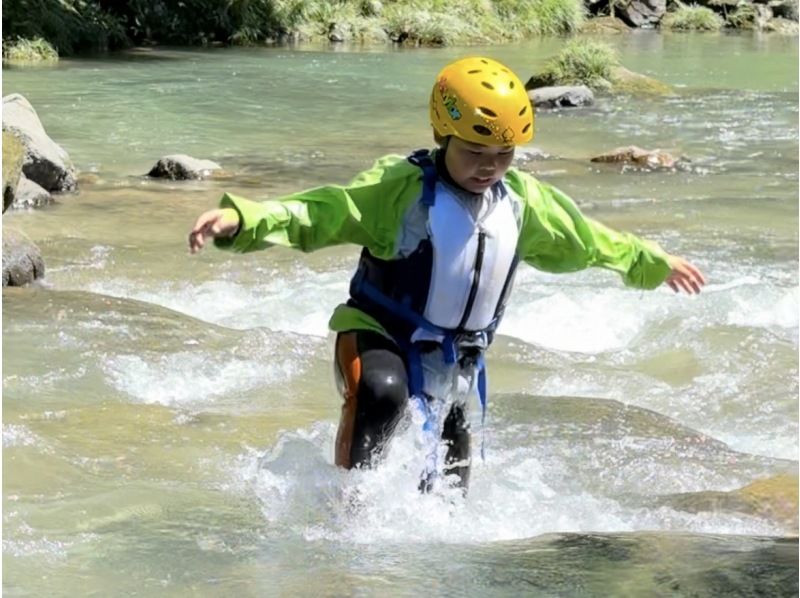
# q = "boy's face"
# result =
<box><xmin>444</xmin><ymin>136</ymin><xmax>515</xmax><ymax>194</ymax></box>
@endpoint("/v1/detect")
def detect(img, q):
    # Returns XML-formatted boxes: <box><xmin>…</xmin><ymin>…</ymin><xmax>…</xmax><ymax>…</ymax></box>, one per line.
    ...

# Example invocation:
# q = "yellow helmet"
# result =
<box><xmin>430</xmin><ymin>56</ymin><xmax>534</xmax><ymax>146</ymax></box>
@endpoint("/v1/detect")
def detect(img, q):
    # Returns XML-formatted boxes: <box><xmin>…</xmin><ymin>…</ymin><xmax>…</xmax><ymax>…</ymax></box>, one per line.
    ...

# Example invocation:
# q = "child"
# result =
<box><xmin>188</xmin><ymin>56</ymin><xmax>705</xmax><ymax>492</ymax></box>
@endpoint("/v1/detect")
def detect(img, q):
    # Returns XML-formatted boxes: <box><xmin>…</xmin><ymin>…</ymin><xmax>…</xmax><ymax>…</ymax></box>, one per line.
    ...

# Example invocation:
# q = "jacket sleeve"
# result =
<box><xmin>214</xmin><ymin>155</ymin><xmax>422</xmax><ymax>259</ymax></box>
<box><xmin>507</xmin><ymin>169</ymin><xmax>672</xmax><ymax>290</ymax></box>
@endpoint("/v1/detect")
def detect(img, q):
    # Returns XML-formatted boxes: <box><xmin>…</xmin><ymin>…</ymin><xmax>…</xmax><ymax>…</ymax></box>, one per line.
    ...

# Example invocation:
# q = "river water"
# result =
<box><xmin>3</xmin><ymin>32</ymin><xmax>798</xmax><ymax>596</ymax></box>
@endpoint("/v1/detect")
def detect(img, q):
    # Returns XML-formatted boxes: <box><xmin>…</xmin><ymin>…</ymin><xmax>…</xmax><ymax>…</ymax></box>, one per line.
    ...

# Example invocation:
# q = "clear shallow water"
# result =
<box><xmin>3</xmin><ymin>32</ymin><xmax>798</xmax><ymax>596</ymax></box>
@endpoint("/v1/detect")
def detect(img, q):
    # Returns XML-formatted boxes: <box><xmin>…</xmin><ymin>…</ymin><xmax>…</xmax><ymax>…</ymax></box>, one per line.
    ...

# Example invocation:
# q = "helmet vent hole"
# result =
<box><xmin>509</xmin><ymin>81</ymin><xmax>515</xmax><ymax>89</ymax></box>
<box><xmin>480</xmin><ymin>59</ymin><xmax>489</xmax><ymax>64</ymax></box>
<box><xmin>473</xmin><ymin>125</ymin><xmax>493</xmax><ymax>136</ymax></box>
<box><xmin>481</xmin><ymin>81</ymin><xmax>494</xmax><ymax>90</ymax></box>
<box><xmin>519</xmin><ymin>105</ymin><xmax>527</xmax><ymax>116</ymax></box>
<box><xmin>478</xmin><ymin>106</ymin><xmax>497</xmax><ymax>118</ymax></box>
<box><xmin>468</xmin><ymin>69</ymin><xmax>482</xmax><ymax>74</ymax></box>
<box><xmin>522</xmin><ymin>123</ymin><xmax>531</xmax><ymax>134</ymax></box>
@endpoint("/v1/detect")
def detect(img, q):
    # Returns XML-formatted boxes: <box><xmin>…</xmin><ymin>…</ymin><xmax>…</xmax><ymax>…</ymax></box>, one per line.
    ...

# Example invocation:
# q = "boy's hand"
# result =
<box><xmin>188</xmin><ymin>208</ymin><xmax>240</xmax><ymax>254</ymax></box>
<box><xmin>665</xmin><ymin>255</ymin><xmax>706</xmax><ymax>295</ymax></box>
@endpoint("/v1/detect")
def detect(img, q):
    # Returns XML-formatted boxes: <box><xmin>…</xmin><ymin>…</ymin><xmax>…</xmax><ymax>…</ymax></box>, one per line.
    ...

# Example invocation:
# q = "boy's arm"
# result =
<box><xmin>508</xmin><ymin>170</ymin><xmax>672</xmax><ymax>290</ymax></box>
<box><xmin>213</xmin><ymin>155</ymin><xmax>421</xmax><ymax>259</ymax></box>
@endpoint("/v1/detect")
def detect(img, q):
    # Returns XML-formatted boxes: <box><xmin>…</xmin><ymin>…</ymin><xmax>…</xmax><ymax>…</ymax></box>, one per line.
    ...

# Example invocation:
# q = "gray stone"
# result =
<box><xmin>329</xmin><ymin>23</ymin><xmax>349</xmax><ymax>42</ymax></box>
<box><xmin>2</xmin><ymin>226</ymin><xmax>45</xmax><ymax>286</ymax></box>
<box><xmin>147</xmin><ymin>154</ymin><xmax>222</xmax><ymax>180</ymax></box>
<box><xmin>2</xmin><ymin>93</ymin><xmax>77</xmax><ymax>192</ymax></box>
<box><xmin>528</xmin><ymin>85</ymin><xmax>595</xmax><ymax>109</ymax></box>
<box><xmin>361</xmin><ymin>0</ymin><xmax>382</xmax><ymax>16</ymax></box>
<box><xmin>616</xmin><ymin>0</ymin><xmax>667</xmax><ymax>27</ymax></box>
<box><xmin>12</xmin><ymin>176</ymin><xmax>53</xmax><ymax>209</ymax></box>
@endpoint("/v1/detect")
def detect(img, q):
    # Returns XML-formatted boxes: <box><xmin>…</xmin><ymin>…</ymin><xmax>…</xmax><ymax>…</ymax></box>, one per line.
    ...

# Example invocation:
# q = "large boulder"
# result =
<box><xmin>528</xmin><ymin>85</ymin><xmax>595</xmax><ymax>109</ymax></box>
<box><xmin>2</xmin><ymin>130</ymin><xmax>25</xmax><ymax>213</ymax></box>
<box><xmin>14</xmin><ymin>176</ymin><xmax>54</xmax><ymax>209</ymax></box>
<box><xmin>2</xmin><ymin>226</ymin><xmax>45</xmax><ymax>286</ymax></box>
<box><xmin>147</xmin><ymin>154</ymin><xmax>223</xmax><ymax>180</ymax></box>
<box><xmin>616</xmin><ymin>0</ymin><xmax>667</xmax><ymax>27</ymax></box>
<box><xmin>2</xmin><ymin>94</ymin><xmax>77</xmax><ymax>192</ymax></box>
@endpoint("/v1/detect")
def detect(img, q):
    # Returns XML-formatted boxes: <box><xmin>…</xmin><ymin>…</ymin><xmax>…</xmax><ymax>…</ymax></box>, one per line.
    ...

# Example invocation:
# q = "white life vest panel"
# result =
<box><xmin>422</xmin><ymin>181</ymin><xmax>520</xmax><ymax>331</ymax></box>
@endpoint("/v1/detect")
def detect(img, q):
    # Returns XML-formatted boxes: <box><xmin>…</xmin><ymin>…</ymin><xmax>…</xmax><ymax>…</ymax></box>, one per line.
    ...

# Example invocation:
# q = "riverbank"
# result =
<box><xmin>3</xmin><ymin>0</ymin><xmax>798</xmax><ymax>63</ymax></box>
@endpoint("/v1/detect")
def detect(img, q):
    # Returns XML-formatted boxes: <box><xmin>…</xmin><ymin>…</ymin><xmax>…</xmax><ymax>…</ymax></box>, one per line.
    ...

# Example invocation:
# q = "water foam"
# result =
<box><xmin>103</xmin><ymin>350</ymin><xmax>299</xmax><ymax>407</ymax></box>
<box><xmin>231</xmin><ymin>419</ymin><xmax>786</xmax><ymax>545</ymax></box>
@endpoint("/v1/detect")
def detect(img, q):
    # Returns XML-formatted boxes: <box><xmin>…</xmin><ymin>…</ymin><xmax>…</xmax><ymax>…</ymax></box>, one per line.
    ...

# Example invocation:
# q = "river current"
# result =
<box><xmin>3</xmin><ymin>32</ymin><xmax>798</xmax><ymax>596</ymax></box>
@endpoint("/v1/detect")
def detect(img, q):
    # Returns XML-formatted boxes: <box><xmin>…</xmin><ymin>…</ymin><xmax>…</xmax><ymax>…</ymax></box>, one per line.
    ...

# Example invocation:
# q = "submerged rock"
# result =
<box><xmin>528</xmin><ymin>85</ymin><xmax>595</xmax><ymax>109</ymax></box>
<box><xmin>2</xmin><ymin>93</ymin><xmax>77</xmax><ymax>193</ymax></box>
<box><xmin>609</xmin><ymin>66</ymin><xmax>673</xmax><ymax>95</ymax></box>
<box><xmin>14</xmin><ymin>175</ymin><xmax>53</xmax><ymax>209</ymax></box>
<box><xmin>591</xmin><ymin>145</ymin><xmax>687</xmax><ymax>170</ymax></box>
<box><xmin>654</xmin><ymin>474</ymin><xmax>799</xmax><ymax>534</ymax></box>
<box><xmin>148</xmin><ymin>154</ymin><xmax>223</xmax><ymax>180</ymax></box>
<box><xmin>2</xmin><ymin>226</ymin><xmax>45</xmax><ymax>286</ymax></box>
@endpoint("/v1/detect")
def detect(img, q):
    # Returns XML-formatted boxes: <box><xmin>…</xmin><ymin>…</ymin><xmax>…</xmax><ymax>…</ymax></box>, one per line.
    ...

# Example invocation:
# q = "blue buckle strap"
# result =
<box><xmin>476</xmin><ymin>353</ymin><xmax>488</xmax><ymax>461</ymax></box>
<box><xmin>407</xmin><ymin>149</ymin><xmax>437</xmax><ymax>208</ymax></box>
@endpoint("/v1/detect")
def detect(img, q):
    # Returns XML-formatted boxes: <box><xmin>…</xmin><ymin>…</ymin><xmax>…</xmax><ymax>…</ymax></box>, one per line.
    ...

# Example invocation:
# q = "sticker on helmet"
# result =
<box><xmin>438</xmin><ymin>77</ymin><xmax>462</xmax><ymax>121</ymax></box>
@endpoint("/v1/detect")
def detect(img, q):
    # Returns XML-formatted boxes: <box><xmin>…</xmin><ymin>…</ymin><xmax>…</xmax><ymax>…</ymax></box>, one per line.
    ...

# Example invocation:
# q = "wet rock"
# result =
<box><xmin>654</xmin><ymin>474</ymin><xmax>799</xmax><ymax>534</ymax></box>
<box><xmin>2</xmin><ymin>94</ymin><xmax>77</xmax><ymax>193</ymax></box>
<box><xmin>528</xmin><ymin>85</ymin><xmax>594</xmax><ymax>109</ymax></box>
<box><xmin>579</xmin><ymin>16</ymin><xmax>633</xmax><ymax>33</ymax></box>
<box><xmin>2</xmin><ymin>130</ymin><xmax>25</xmax><ymax>213</ymax></box>
<box><xmin>147</xmin><ymin>154</ymin><xmax>223</xmax><ymax>180</ymax></box>
<box><xmin>13</xmin><ymin>176</ymin><xmax>53</xmax><ymax>209</ymax></box>
<box><xmin>609</xmin><ymin>66</ymin><xmax>673</xmax><ymax>95</ymax></box>
<box><xmin>2</xmin><ymin>226</ymin><xmax>45</xmax><ymax>286</ymax></box>
<box><xmin>526</xmin><ymin>66</ymin><xmax>671</xmax><ymax>97</ymax></box>
<box><xmin>591</xmin><ymin>145</ymin><xmax>687</xmax><ymax>170</ymax></box>
<box><xmin>616</xmin><ymin>0</ymin><xmax>667</xmax><ymax>27</ymax></box>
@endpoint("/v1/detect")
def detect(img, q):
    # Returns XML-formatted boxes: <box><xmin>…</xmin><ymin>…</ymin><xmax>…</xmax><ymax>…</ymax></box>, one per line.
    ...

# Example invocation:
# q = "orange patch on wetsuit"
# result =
<box><xmin>334</xmin><ymin>333</ymin><xmax>361</xmax><ymax>469</ymax></box>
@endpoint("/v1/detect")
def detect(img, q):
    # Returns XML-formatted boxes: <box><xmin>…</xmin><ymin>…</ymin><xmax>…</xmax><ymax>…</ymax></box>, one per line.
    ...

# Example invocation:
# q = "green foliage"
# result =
<box><xmin>661</xmin><ymin>3</ymin><xmax>724</xmax><ymax>30</ymax></box>
<box><xmin>2</xmin><ymin>0</ymin><xmax>592</xmax><ymax>53</ymax></box>
<box><xmin>493</xmin><ymin>0</ymin><xmax>586</xmax><ymax>37</ymax></box>
<box><xmin>537</xmin><ymin>38</ymin><xmax>619</xmax><ymax>88</ymax></box>
<box><xmin>383</xmin><ymin>4</ymin><xmax>485</xmax><ymax>45</ymax></box>
<box><xmin>726</xmin><ymin>3</ymin><xmax>758</xmax><ymax>29</ymax></box>
<box><xmin>2</xmin><ymin>37</ymin><xmax>59</xmax><ymax>62</ymax></box>
<box><xmin>2</xmin><ymin>0</ymin><xmax>127</xmax><ymax>54</ymax></box>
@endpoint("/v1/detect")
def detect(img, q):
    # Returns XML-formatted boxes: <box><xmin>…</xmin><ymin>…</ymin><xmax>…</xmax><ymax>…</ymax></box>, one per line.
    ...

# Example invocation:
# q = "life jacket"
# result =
<box><xmin>348</xmin><ymin>149</ymin><xmax>522</xmax><ymax>457</ymax></box>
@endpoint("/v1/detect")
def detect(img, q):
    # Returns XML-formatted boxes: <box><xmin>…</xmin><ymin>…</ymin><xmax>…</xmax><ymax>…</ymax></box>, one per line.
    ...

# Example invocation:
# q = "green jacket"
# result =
<box><xmin>215</xmin><ymin>153</ymin><xmax>672</xmax><ymax>337</ymax></box>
